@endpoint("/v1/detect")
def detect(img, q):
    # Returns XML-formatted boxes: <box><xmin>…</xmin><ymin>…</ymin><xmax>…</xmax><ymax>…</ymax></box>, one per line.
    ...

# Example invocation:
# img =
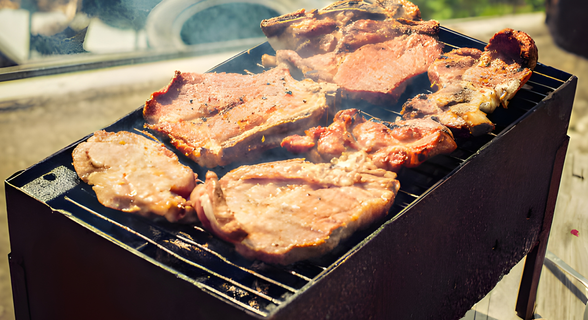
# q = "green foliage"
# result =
<box><xmin>410</xmin><ymin>0</ymin><xmax>545</xmax><ymax>20</ymax></box>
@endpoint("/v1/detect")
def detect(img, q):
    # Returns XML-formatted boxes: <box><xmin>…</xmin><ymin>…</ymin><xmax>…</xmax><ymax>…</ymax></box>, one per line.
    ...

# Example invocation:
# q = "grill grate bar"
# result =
<box><xmin>422</xmin><ymin>157</ymin><xmax>460</xmax><ymax>172</ymax></box>
<box><xmin>451</xmin><ymin>148</ymin><xmax>475</xmax><ymax>161</ymax></box>
<box><xmin>285</xmin><ymin>270</ymin><xmax>314</xmax><ymax>282</ymax></box>
<box><xmin>515</xmin><ymin>88</ymin><xmax>549</xmax><ymax>103</ymax></box>
<box><xmin>171</xmin><ymin>233</ymin><xmax>299</xmax><ymax>293</ymax></box>
<box><xmin>391</xmin><ymin>202</ymin><xmax>409</xmax><ymax>211</ymax></box>
<box><xmin>407</xmin><ymin>161</ymin><xmax>453</xmax><ymax>179</ymax></box>
<box><xmin>288</xmin><ymin>261</ymin><xmax>328</xmax><ymax>277</ymax></box>
<box><xmin>123</xmin><ymin>216</ymin><xmax>312</xmax><ymax>290</ymax></box>
<box><xmin>409</xmin><ymin>181</ymin><xmax>433</xmax><ymax>192</ymax></box>
<box><xmin>140</xmin><ymin>222</ymin><xmax>309</xmax><ymax>291</ymax></box>
<box><xmin>64</xmin><ymin>197</ymin><xmax>286</xmax><ymax>309</ymax></box>
<box><xmin>370</xmin><ymin>108</ymin><xmax>402</xmax><ymax>117</ymax></box>
<box><xmin>443</xmin><ymin>154</ymin><xmax>467</xmax><ymax>164</ymax></box>
<box><xmin>398</xmin><ymin>189</ymin><xmax>421</xmax><ymax>199</ymax></box>
<box><xmin>522</xmin><ymin>88</ymin><xmax>548</xmax><ymax>98</ymax></box>
<box><xmin>525</xmin><ymin>79</ymin><xmax>558</xmax><ymax>93</ymax></box>
<box><xmin>508</xmin><ymin>96</ymin><xmax>538</xmax><ymax>111</ymax></box>
<box><xmin>532</xmin><ymin>70</ymin><xmax>568</xmax><ymax>87</ymax></box>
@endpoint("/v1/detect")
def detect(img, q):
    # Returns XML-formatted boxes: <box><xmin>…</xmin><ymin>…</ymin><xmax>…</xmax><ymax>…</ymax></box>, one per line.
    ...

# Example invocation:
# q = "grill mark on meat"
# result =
<box><xmin>191</xmin><ymin>151</ymin><xmax>399</xmax><ymax>265</ymax></box>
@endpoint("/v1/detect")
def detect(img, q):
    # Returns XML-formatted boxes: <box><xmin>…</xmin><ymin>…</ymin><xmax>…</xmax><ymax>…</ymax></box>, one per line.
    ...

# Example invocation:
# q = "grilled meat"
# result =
<box><xmin>260</xmin><ymin>0</ymin><xmax>422</xmax><ymax>58</ymax></box>
<box><xmin>72</xmin><ymin>130</ymin><xmax>198</xmax><ymax>223</ymax></box>
<box><xmin>190</xmin><ymin>151</ymin><xmax>399</xmax><ymax>265</ymax></box>
<box><xmin>281</xmin><ymin>109</ymin><xmax>457</xmax><ymax>172</ymax></box>
<box><xmin>335</xmin><ymin>18</ymin><xmax>440</xmax><ymax>53</ymax></box>
<box><xmin>334</xmin><ymin>33</ymin><xmax>443</xmax><ymax>104</ymax></box>
<box><xmin>401</xmin><ymin>28</ymin><xmax>538</xmax><ymax>136</ymax></box>
<box><xmin>261</xmin><ymin>0</ymin><xmax>442</xmax><ymax>105</ymax></box>
<box><xmin>273</xmin><ymin>32</ymin><xmax>443</xmax><ymax>105</ymax></box>
<box><xmin>143</xmin><ymin>66</ymin><xmax>338</xmax><ymax>168</ymax></box>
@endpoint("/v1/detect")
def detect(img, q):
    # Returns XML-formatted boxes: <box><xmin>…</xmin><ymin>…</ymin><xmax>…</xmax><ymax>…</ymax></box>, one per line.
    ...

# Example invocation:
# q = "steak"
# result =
<box><xmin>335</xmin><ymin>18</ymin><xmax>440</xmax><ymax>53</ymax></box>
<box><xmin>143</xmin><ymin>66</ymin><xmax>338</xmax><ymax>168</ymax></box>
<box><xmin>72</xmin><ymin>130</ymin><xmax>198</xmax><ymax>223</ymax></box>
<box><xmin>190</xmin><ymin>151</ymin><xmax>400</xmax><ymax>265</ymax></box>
<box><xmin>272</xmin><ymin>32</ymin><xmax>443</xmax><ymax>105</ymax></box>
<box><xmin>281</xmin><ymin>108</ymin><xmax>457</xmax><ymax>172</ymax></box>
<box><xmin>261</xmin><ymin>0</ymin><xmax>443</xmax><ymax>106</ymax></box>
<box><xmin>401</xmin><ymin>28</ymin><xmax>538</xmax><ymax>136</ymax></box>
<box><xmin>333</xmin><ymin>33</ymin><xmax>443</xmax><ymax>104</ymax></box>
<box><xmin>260</xmin><ymin>0</ymin><xmax>422</xmax><ymax>58</ymax></box>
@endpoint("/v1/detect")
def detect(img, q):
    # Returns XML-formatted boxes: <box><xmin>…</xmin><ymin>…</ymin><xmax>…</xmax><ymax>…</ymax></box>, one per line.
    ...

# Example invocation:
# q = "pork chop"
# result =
<box><xmin>334</xmin><ymin>33</ymin><xmax>443</xmax><ymax>104</ymax></box>
<box><xmin>261</xmin><ymin>0</ymin><xmax>442</xmax><ymax>105</ymax></box>
<box><xmin>143</xmin><ymin>66</ymin><xmax>338</xmax><ymax>168</ymax></box>
<box><xmin>335</xmin><ymin>17</ymin><xmax>440</xmax><ymax>53</ymax></box>
<box><xmin>72</xmin><ymin>130</ymin><xmax>198</xmax><ymax>223</ymax></box>
<box><xmin>272</xmin><ymin>32</ymin><xmax>443</xmax><ymax>105</ymax></box>
<box><xmin>260</xmin><ymin>0</ymin><xmax>422</xmax><ymax>58</ymax></box>
<box><xmin>281</xmin><ymin>108</ymin><xmax>457</xmax><ymax>172</ymax></box>
<box><xmin>190</xmin><ymin>151</ymin><xmax>399</xmax><ymax>265</ymax></box>
<box><xmin>401</xmin><ymin>28</ymin><xmax>538</xmax><ymax>136</ymax></box>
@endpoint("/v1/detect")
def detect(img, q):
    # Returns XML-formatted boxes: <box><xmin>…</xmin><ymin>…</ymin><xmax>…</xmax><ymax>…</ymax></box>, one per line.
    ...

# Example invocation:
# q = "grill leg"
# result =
<box><xmin>515</xmin><ymin>136</ymin><xmax>569</xmax><ymax>320</ymax></box>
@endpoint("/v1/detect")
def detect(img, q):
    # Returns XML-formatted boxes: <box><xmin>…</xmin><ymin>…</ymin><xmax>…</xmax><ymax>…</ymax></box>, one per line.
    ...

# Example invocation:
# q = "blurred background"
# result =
<box><xmin>0</xmin><ymin>0</ymin><xmax>547</xmax><ymax>71</ymax></box>
<box><xmin>0</xmin><ymin>0</ymin><xmax>587</xmax><ymax>319</ymax></box>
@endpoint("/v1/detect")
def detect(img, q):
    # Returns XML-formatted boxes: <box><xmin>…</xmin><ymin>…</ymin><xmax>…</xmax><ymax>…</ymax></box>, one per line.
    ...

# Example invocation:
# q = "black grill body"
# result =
<box><xmin>5</xmin><ymin>28</ymin><xmax>576</xmax><ymax>320</ymax></box>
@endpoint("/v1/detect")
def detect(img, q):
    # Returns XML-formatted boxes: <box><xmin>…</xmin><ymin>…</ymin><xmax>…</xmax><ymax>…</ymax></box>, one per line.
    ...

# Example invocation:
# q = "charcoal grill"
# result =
<box><xmin>5</xmin><ymin>27</ymin><xmax>576</xmax><ymax>320</ymax></box>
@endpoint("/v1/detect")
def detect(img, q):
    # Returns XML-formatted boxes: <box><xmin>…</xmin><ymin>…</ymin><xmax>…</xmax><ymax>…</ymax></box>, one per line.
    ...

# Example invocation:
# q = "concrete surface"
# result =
<box><xmin>0</xmin><ymin>11</ymin><xmax>587</xmax><ymax>320</ymax></box>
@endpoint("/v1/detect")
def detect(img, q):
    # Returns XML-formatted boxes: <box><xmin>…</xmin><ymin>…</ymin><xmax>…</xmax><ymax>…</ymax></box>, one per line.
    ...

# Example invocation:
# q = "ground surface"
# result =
<box><xmin>1</xmin><ymin>12</ymin><xmax>587</xmax><ymax>320</ymax></box>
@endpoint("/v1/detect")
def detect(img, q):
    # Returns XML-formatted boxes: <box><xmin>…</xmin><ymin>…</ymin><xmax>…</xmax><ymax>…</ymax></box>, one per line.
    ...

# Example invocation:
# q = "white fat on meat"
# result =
<box><xmin>191</xmin><ymin>151</ymin><xmax>400</xmax><ymax>265</ymax></box>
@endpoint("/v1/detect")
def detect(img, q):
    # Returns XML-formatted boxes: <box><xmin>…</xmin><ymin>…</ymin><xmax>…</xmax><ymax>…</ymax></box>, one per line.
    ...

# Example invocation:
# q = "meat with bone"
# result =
<box><xmin>72</xmin><ymin>130</ymin><xmax>198</xmax><ymax>223</ymax></box>
<box><xmin>262</xmin><ymin>0</ymin><xmax>443</xmax><ymax>105</ymax></box>
<box><xmin>260</xmin><ymin>0</ymin><xmax>422</xmax><ymax>58</ymax></box>
<box><xmin>401</xmin><ymin>28</ymin><xmax>538</xmax><ymax>136</ymax></box>
<box><xmin>272</xmin><ymin>32</ymin><xmax>443</xmax><ymax>105</ymax></box>
<box><xmin>190</xmin><ymin>151</ymin><xmax>399</xmax><ymax>265</ymax></box>
<box><xmin>335</xmin><ymin>17</ymin><xmax>440</xmax><ymax>53</ymax></box>
<box><xmin>333</xmin><ymin>32</ymin><xmax>443</xmax><ymax>104</ymax></box>
<box><xmin>281</xmin><ymin>109</ymin><xmax>457</xmax><ymax>172</ymax></box>
<box><xmin>143</xmin><ymin>66</ymin><xmax>338</xmax><ymax>168</ymax></box>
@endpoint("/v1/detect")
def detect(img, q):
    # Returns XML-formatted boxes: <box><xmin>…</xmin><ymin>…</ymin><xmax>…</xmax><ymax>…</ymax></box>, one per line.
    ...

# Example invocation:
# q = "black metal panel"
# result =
<box><xmin>5</xmin><ymin>184</ymin><xmax>262</xmax><ymax>320</ymax></box>
<box><xmin>5</xmin><ymin>27</ymin><xmax>576</xmax><ymax>320</ymax></box>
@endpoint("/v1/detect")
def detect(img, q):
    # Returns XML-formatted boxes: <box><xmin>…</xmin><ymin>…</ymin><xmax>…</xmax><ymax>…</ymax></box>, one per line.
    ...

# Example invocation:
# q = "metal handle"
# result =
<box><xmin>545</xmin><ymin>250</ymin><xmax>588</xmax><ymax>290</ymax></box>
<box><xmin>544</xmin><ymin>250</ymin><xmax>588</xmax><ymax>320</ymax></box>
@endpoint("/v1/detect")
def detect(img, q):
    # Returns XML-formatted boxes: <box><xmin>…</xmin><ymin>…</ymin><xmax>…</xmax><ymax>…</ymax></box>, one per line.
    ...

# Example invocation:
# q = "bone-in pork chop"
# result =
<box><xmin>190</xmin><ymin>151</ymin><xmax>399</xmax><ymax>265</ymax></box>
<box><xmin>260</xmin><ymin>0</ymin><xmax>422</xmax><ymax>58</ymax></box>
<box><xmin>262</xmin><ymin>7</ymin><xmax>443</xmax><ymax>105</ymax></box>
<box><xmin>281</xmin><ymin>109</ymin><xmax>457</xmax><ymax>172</ymax></box>
<box><xmin>72</xmin><ymin>130</ymin><xmax>198</xmax><ymax>223</ymax></box>
<box><xmin>143</xmin><ymin>66</ymin><xmax>338</xmax><ymax>168</ymax></box>
<box><xmin>334</xmin><ymin>33</ymin><xmax>443</xmax><ymax>104</ymax></box>
<box><xmin>401</xmin><ymin>28</ymin><xmax>538</xmax><ymax>136</ymax></box>
<box><xmin>335</xmin><ymin>17</ymin><xmax>440</xmax><ymax>53</ymax></box>
<box><xmin>272</xmin><ymin>32</ymin><xmax>443</xmax><ymax>105</ymax></box>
